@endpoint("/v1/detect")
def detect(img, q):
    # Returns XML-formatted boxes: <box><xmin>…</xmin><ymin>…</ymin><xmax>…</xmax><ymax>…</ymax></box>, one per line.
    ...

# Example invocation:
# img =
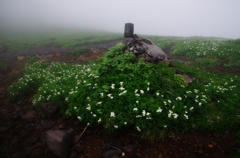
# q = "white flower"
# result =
<box><xmin>86</xmin><ymin>106</ymin><xmax>91</xmax><ymax>110</ymax></box>
<box><xmin>120</xmin><ymin>82</ymin><xmax>123</xmax><ymax>86</ymax></box>
<box><xmin>111</xmin><ymin>84</ymin><xmax>115</xmax><ymax>89</ymax></box>
<box><xmin>164</xmin><ymin>125</ymin><xmax>167</xmax><ymax>128</ymax></box>
<box><xmin>98</xmin><ymin>118</ymin><xmax>101</xmax><ymax>122</ymax></box>
<box><xmin>135</xmin><ymin>89</ymin><xmax>138</xmax><ymax>93</ymax></box>
<box><xmin>173</xmin><ymin>113</ymin><xmax>178</xmax><ymax>119</ymax></box>
<box><xmin>100</xmin><ymin>93</ymin><xmax>104</xmax><ymax>97</ymax></box>
<box><xmin>136</xmin><ymin>101</ymin><xmax>139</xmax><ymax>104</ymax></box>
<box><xmin>136</xmin><ymin>126</ymin><xmax>141</xmax><ymax>131</ymax></box>
<box><xmin>93</xmin><ymin>114</ymin><xmax>96</xmax><ymax>117</ymax></box>
<box><xmin>136</xmin><ymin>115</ymin><xmax>142</xmax><ymax>118</ymax></box>
<box><xmin>77</xmin><ymin>116</ymin><xmax>81</xmax><ymax>120</ymax></box>
<box><xmin>110</xmin><ymin>112</ymin><xmax>115</xmax><ymax>117</ymax></box>
<box><xmin>147</xmin><ymin>87</ymin><xmax>150</xmax><ymax>91</ymax></box>
<box><xmin>114</xmin><ymin>125</ymin><xmax>118</xmax><ymax>129</ymax></box>
<box><xmin>133</xmin><ymin>108</ymin><xmax>138</xmax><ymax>111</ymax></box>
<box><xmin>168</xmin><ymin>100</ymin><xmax>171</xmax><ymax>103</ymax></box>
<box><xmin>199</xmin><ymin>102</ymin><xmax>202</xmax><ymax>106</ymax></box>
<box><xmin>124</xmin><ymin>122</ymin><xmax>127</xmax><ymax>125</ymax></box>
<box><xmin>147</xmin><ymin>82</ymin><xmax>150</xmax><ymax>86</ymax></box>
<box><xmin>74</xmin><ymin>106</ymin><xmax>77</xmax><ymax>109</ymax></box>
<box><xmin>184</xmin><ymin>114</ymin><xmax>188</xmax><ymax>119</ymax></box>
<box><xmin>97</xmin><ymin>101</ymin><xmax>102</xmax><ymax>105</ymax></box>
<box><xmin>156</xmin><ymin>107</ymin><xmax>162</xmax><ymax>113</ymax></box>
<box><xmin>176</xmin><ymin>97</ymin><xmax>182</xmax><ymax>100</ymax></box>
<box><xmin>163</xmin><ymin>101</ymin><xmax>167</xmax><ymax>105</ymax></box>
<box><xmin>142</xmin><ymin>110</ymin><xmax>146</xmax><ymax>116</ymax></box>
<box><xmin>146</xmin><ymin>112</ymin><xmax>151</xmax><ymax>116</ymax></box>
<box><xmin>119</xmin><ymin>87</ymin><xmax>125</xmax><ymax>91</ymax></box>
<box><xmin>140</xmin><ymin>90</ymin><xmax>144</xmax><ymax>94</ymax></box>
<box><xmin>190</xmin><ymin>107</ymin><xmax>194</xmax><ymax>111</ymax></box>
<box><xmin>135</xmin><ymin>94</ymin><xmax>140</xmax><ymax>97</ymax></box>
<box><xmin>156</xmin><ymin>92</ymin><xmax>159</xmax><ymax>96</ymax></box>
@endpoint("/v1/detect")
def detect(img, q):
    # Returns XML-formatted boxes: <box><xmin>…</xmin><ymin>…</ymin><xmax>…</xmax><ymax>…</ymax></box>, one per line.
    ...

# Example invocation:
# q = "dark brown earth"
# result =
<box><xmin>0</xmin><ymin>42</ymin><xmax>239</xmax><ymax>158</ymax></box>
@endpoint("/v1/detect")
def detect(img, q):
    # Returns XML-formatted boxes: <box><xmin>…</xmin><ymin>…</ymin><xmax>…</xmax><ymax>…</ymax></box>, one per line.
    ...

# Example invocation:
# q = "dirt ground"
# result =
<box><xmin>0</xmin><ymin>44</ymin><xmax>239</xmax><ymax>158</ymax></box>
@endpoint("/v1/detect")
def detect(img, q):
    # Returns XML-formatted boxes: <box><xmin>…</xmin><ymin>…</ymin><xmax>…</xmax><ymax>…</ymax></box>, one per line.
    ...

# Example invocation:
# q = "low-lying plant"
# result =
<box><xmin>8</xmin><ymin>43</ymin><xmax>240</xmax><ymax>139</ymax></box>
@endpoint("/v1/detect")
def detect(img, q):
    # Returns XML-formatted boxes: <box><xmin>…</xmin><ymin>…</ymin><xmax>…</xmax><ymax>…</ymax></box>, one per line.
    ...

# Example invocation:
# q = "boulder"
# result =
<box><xmin>123</xmin><ymin>35</ymin><xmax>170</xmax><ymax>64</ymax></box>
<box><xmin>46</xmin><ymin>128</ymin><xmax>75</xmax><ymax>158</ymax></box>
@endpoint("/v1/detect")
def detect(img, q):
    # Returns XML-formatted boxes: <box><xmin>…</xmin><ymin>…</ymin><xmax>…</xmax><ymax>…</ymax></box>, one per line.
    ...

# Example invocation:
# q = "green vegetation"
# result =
<box><xmin>146</xmin><ymin>36</ymin><xmax>240</xmax><ymax>69</ymax></box>
<box><xmin>0</xmin><ymin>30</ymin><xmax>122</xmax><ymax>52</ymax></box>
<box><xmin>8</xmin><ymin>43</ymin><xmax>240</xmax><ymax>140</ymax></box>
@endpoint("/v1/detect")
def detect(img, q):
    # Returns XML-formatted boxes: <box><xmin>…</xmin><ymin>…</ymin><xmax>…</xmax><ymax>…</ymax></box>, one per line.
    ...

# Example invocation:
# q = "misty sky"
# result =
<box><xmin>0</xmin><ymin>0</ymin><xmax>240</xmax><ymax>39</ymax></box>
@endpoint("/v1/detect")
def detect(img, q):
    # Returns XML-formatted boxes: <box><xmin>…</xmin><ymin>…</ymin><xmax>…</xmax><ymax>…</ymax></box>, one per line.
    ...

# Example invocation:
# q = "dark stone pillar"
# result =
<box><xmin>124</xmin><ymin>23</ymin><xmax>134</xmax><ymax>38</ymax></box>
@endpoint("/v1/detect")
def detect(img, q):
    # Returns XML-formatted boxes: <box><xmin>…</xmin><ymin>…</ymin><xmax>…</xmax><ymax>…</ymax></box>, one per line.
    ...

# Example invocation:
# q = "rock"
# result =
<box><xmin>55</xmin><ymin>53</ymin><xmax>61</xmax><ymax>57</ymax></box>
<box><xmin>123</xmin><ymin>145</ymin><xmax>136</xmax><ymax>156</ymax></box>
<box><xmin>73</xmin><ymin>134</ymin><xmax>81</xmax><ymax>145</ymax></box>
<box><xmin>123</xmin><ymin>35</ymin><xmax>170</xmax><ymax>64</ymax></box>
<box><xmin>208</xmin><ymin>144</ymin><xmax>214</xmax><ymax>148</ymax></box>
<box><xmin>46</xmin><ymin>128</ymin><xmax>75</xmax><ymax>158</ymax></box>
<box><xmin>111</xmin><ymin>142</ymin><xmax>123</xmax><ymax>150</ymax></box>
<box><xmin>102</xmin><ymin>143</ymin><xmax>111</xmax><ymax>151</ymax></box>
<box><xmin>40</xmin><ymin>103</ymin><xmax>58</xmax><ymax>119</ymax></box>
<box><xmin>17</xmin><ymin>56</ymin><xmax>25</xmax><ymax>61</ymax></box>
<box><xmin>103</xmin><ymin>150</ymin><xmax>121</xmax><ymax>158</ymax></box>
<box><xmin>41</xmin><ymin>121</ymin><xmax>53</xmax><ymax>129</ymax></box>
<box><xmin>29</xmin><ymin>148</ymin><xmax>45</xmax><ymax>158</ymax></box>
<box><xmin>21</xmin><ymin>146</ymin><xmax>33</xmax><ymax>157</ymax></box>
<box><xmin>21</xmin><ymin>110</ymin><xmax>37</xmax><ymax>121</ymax></box>
<box><xmin>74</xmin><ymin>145</ymin><xmax>84</xmax><ymax>154</ymax></box>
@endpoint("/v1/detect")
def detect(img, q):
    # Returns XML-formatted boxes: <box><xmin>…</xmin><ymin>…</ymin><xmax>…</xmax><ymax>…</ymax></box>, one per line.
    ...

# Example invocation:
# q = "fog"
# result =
<box><xmin>1</xmin><ymin>0</ymin><xmax>240</xmax><ymax>39</ymax></box>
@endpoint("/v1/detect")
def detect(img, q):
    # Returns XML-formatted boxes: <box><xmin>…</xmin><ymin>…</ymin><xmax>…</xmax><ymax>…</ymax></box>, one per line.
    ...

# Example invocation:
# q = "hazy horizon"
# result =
<box><xmin>1</xmin><ymin>0</ymin><xmax>240</xmax><ymax>39</ymax></box>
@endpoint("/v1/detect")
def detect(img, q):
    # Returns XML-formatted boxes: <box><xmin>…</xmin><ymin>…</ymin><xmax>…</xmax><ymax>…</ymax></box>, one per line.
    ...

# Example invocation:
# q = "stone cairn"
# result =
<box><xmin>123</xmin><ymin>23</ymin><xmax>171</xmax><ymax>65</ymax></box>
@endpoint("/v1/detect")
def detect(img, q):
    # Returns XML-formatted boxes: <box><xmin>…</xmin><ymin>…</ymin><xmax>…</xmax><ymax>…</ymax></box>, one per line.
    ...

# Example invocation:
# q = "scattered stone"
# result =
<box><xmin>123</xmin><ymin>145</ymin><xmax>136</xmax><ymax>156</ymax></box>
<box><xmin>46</xmin><ymin>128</ymin><xmax>75</xmax><ymax>158</ymax></box>
<box><xmin>59</xmin><ymin>122</ymin><xmax>68</xmax><ymax>129</ymax></box>
<box><xmin>17</xmin><ymin>56</ymin><xmax>25</xmax><ymax>61</ymax></box>
<box><xmin>0</xmin><ymin>126</ymin><xmax>9</xmax><ymax>132</ymax></box>
<box><xmin>41</xmin><ymin>121</ymin><xmax>53</xmax><ymax>129</ymax></box>
<box><xmin>111</xmin><ymin>142</ymin><xmax>123</xmax><ymax>150</ymax></box>
<box><xmin>208</xmin><ymin>144</ymin><xmax>214</xmax><ymax>149</ymax></box>
<box><xmin>74</xmin><ymin>145</ymin><xmax>84</xmax><ymax>154</ymax></box>
<box><xmin>198</xmin><ymin>149</ymin><xmax>204</xmax><ymax>154</ymax></box>
<box><xmin>102</xmin><ymin>143</ymin><xmax>111</xmax><ymax>151</ymax></box>
<box><xmin>40</xmin><ymin>103</ymin><xmax>58</xmax><ymax>119</ymax></box>
<box><xmin>73</xmin><ymin>134</ymin><xmax>81</xmax><ymax>145</ymax></box>
<box><xmin>103</xmin><ymin>149</ymin><xmax>121</xmax><ymax>158</ymax></box>
<box><xmin>21</xmin><ymin>110</ymin><xmax>37</xmax><ymax>121</ymax></box>
<box><xmin>29</xmin><ymin>148</ymin><xmax>45</xmax><ymax>158</ymax></box>
<box><xmin>55</xmin><ymin>53</ymin><xmax>61</xmax><ymax>57</ymax></box>
<box><xmin>12</xmin><ymin>152</ymin><xmax>22</xmax><ymax>158</ymax></box>
<box><xmin>21</xmin><ymin>146</ymin><xmax>33</xmax><ymax>157</ymax></box>
<box><xmin>19</xmin><ymin>129</ymin><xmax>30</xmax><ymax>138</ymax></box>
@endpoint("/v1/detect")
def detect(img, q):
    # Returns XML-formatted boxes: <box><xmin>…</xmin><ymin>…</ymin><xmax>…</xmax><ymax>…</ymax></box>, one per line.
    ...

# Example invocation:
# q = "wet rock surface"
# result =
<box><xmin>0</xmin><ymin>43</ymin><xmax>239</xmax><ymax>157</ymax></box>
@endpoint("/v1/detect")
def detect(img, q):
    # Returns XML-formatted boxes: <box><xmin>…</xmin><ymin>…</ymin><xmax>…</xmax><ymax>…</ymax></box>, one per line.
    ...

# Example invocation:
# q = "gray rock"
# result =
<box><xmin>29</xmin><ymin>148</ymin><xmax>45</xmax><ymax>158</ymax></box>
<box><xmin>21</xmin><ymin>110</ymin><xmax>37</xmax><ymax>121</ymax></box>
<box><xmin>41</xmin><ymin>121</ymin><xmax>53</xmax><ymax>129</ymax></box>
<box><xmin>123</xmin><ymin>145</ymin><xmax>136</xmax><ymax>156</ymax></box>
<box><xmin>103</xmin><ymin>150</ymin><xmax>121</xmax><ymax>158</ymax></box>
<box><xmin>40</xmin><ymin>103</ymin><xmax>58</xmax><ymax>119</ymax></box>
<box><xmin>46</xmin><ymin>128</ymin><xmax>75</xmax><ymax>158</ymax></box>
